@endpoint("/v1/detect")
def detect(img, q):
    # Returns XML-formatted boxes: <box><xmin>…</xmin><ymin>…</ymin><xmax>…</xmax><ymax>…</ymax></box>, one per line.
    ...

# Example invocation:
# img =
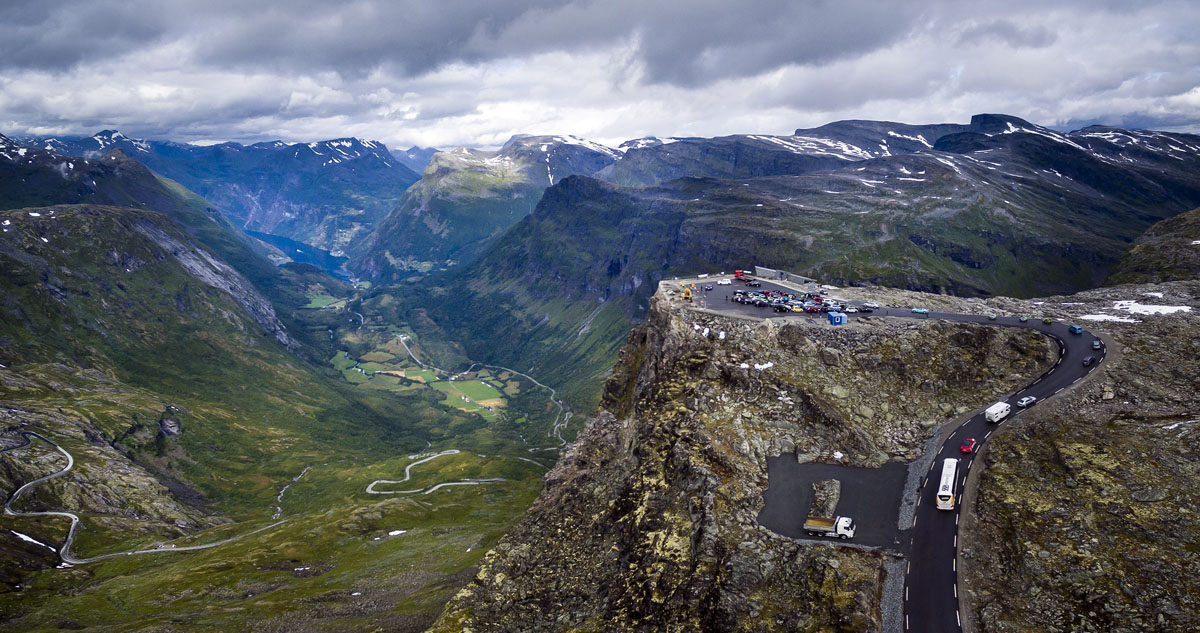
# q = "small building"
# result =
<box><xmin>827</xmin><ymin>311</ymin><xmax>847</xmax><ymax>325</ymax></box>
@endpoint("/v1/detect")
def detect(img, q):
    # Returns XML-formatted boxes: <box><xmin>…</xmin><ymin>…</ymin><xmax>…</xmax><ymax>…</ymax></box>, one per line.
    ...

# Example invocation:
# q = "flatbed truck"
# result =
<box><xmin>804</xmin><ymin>515</ymin><xmax>856</xmax><ymax>540</ymax></box>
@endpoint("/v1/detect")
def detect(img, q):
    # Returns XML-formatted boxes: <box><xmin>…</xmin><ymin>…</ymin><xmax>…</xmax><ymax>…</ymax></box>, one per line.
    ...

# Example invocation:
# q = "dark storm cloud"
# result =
<box><xmin>191</xmin><ymin>0</ymin><xmax>571</xmax><ymax>78</ymax></box>
<box><xmin>0</xmin><ymin>0</ymin><xmax>169</xmax><ymax>70</ymax></box>
<box><xmin>631</xmin><ymin>1</ymin><xmax>916</xmax><ymax>87</ymax></box>
<box><xmin>0</xmin><ymin>0</ymin><xmax>918</xmax><ymax>88</ymax></box>
<box><xmin>0</xmin><ymin>0</ymin><xmax>1198</xmax><ymax>146</ymax></box>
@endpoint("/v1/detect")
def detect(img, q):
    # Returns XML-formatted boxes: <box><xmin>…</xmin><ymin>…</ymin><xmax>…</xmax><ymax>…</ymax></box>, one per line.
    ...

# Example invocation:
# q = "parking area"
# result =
<box><xmin>673</xmin><ymin>274</ymin><xmax>890</xmax><ymax>321</ymax></box>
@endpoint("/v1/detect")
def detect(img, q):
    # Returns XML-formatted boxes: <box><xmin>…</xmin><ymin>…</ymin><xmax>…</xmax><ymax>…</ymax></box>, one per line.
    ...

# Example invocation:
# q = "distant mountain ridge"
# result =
<box><xmin>348</xmin><ymin>134</ymin><xmax>620</xmax><ymax>280</ymax></box>
<box><xmin>14</xmin><ymin>130</ymin><xmax>421</xmax><ymax>254</ymax></box>
<box><xmin>392</xmin><ymin>145</ymin><xmax>441</xmax><ymax>172</ymax></box>
<box><xmin>393</xmin><ymin>114</ymin><xmax>1200</xmax><ymax>410</ymax></box>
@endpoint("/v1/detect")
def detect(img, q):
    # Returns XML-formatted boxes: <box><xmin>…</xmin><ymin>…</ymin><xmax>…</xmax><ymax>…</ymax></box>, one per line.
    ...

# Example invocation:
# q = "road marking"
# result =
<box><xmin>954</xmin><ymin>534</ymin><xmax>957</xmax><ymax>547</ymax></box>
<box><xmin>1031</xmin><ymin>377</ymin><xmax>1042</xmax><ymax>385</ymax></box>
<box><xmin>957</xmin><ymin>610</ymin><xmax>961</xmax><ymax>627</ymax></box>
<box><xmin>956</xmin><ymin>514</ymin><xmax>960</xmax><ymax>526</ymax></box>
<box><xmin>1056</xmin><ymin>357</ymin><xmax>1062</xmax><ymax>366</ymax></box>
<box><xmin>1055</xmin><ymin>387</ymin><xmax>1064</xmax><ymax>395</ymax></box>
<box><xmin>906</xmin><ymin>586</ymin><xmax>909</xmax><ymax>601</ymax></box>
<box><xmin>907</xmin><ymin>561</ymin><xmax>911</xmax><ymax>575</ymax></box>
<box><xmin>953</xmin><ymin>558</ymin><xmax>956</xmax><ymax>572</ymax></box>
<box><xmin>985</xmin><ymin>430</ymin><xmax>992</xmax><ymax>439</ymax></box>
<box><xmin>954</xmin><ymin>584</ymin><xmax>958</xmax><ymax>598</ymax></box>
<box><xmin>906</xmin><ymin>615</ymin><xmax>910</xmax><ymax>631</ymax></box>
<box><xmin>916</xmin><ymin>495</ymin><xmax>921</xmax><ymax>507</ymax></box>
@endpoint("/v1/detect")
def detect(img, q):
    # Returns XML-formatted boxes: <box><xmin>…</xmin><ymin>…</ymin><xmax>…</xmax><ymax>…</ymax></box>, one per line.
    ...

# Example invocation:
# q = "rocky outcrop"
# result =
<box><xmin>427</xmin><ymin>290</ymin><xmax>1056</xmax><ymax>632</ymax></box>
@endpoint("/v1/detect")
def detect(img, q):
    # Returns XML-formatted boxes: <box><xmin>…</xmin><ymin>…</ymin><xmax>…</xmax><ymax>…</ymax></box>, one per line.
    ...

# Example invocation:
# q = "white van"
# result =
<box><xmin>985</xmin><ymin>402</ymin><xmax>1011</xmax><ymax>423</ymax></box>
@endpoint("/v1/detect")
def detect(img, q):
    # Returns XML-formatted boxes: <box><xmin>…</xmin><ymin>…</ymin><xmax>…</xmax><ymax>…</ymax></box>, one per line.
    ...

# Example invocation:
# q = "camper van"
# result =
<box><xmin>985</xmin><ymin>401</ymin><xmax>1011</xmax><ymax>423</ymax></box>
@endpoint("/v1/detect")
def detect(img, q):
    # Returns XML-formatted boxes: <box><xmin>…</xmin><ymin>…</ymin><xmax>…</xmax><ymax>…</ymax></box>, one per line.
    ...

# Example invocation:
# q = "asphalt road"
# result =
<box><xmin>694</xmin><ymin>276</ymin><xmax>1106</xmax><ymax>633</ymax></box>
<box><xmin>3</xmin><ymin>431</ymin><xmax>285</xmax><ymax>564</ymax></box>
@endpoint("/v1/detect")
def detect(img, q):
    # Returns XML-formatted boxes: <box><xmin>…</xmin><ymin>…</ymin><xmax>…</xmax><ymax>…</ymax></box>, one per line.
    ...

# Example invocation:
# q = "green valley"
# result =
<box><xmin>0</xmin><ymin>203</ymin><xmax>568</xmax><ymax>632</ymax></box>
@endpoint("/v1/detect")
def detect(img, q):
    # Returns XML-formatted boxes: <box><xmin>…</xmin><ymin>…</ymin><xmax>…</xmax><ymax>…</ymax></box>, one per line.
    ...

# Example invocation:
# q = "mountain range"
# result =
<box><xmin>17</xmin><ymin>130</ymin><xmax>420</xmax><ymax>255</ymax></box>
<box><xmin>366</xmin><ymin>114</ymin><xmax>1200</xmax><ymax>410</ymax></box>
<box><xmin>4</xmin><ymin>112</ymin><xmax>1200</xmax><ymax>633</ymax></box>
<box><xmin>347</xmin><ymin>134</ymin><xmax>620</xmax><ymax>280</ymax></box>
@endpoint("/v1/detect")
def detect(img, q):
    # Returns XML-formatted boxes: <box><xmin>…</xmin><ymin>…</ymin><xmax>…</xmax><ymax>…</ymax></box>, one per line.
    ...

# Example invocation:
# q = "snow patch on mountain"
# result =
<box><xmin>748</xmin><ymin>134</ymin><xmax>874</xmax><ymax>160</ymax></box>
<box><xmin>887</xmin><ymin>130</ymin><xmax>932</xmax><ymax>148</ymax></box>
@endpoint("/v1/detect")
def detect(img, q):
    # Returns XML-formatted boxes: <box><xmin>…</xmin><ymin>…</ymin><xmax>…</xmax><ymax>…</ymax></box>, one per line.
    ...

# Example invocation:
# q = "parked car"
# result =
<box><xmin>1082</xmin><ymin>355</ymin><xmax>1096</xmax><ymax>367</ymax></box>
<box><xmin>912</xmin><ymin>307</ymin><xmax>930</xmax><ymax>314</ymax></box>
<box><xmin>844</xmin><ymin>306</ymin><xmax>859</xmax><ymax>313</ymax></box>
<box><xmin>773</xmin><ymin>303</ymin><xmax>791</xmax><ymax>313</ymax></box>
<box><xmin>960</xmin><ymin>438</ymin><xmax>977</xmax><ymax>453</ymax></box>
<box><xmin>1017</xmin><ymin>396</ymin><xmax>1037</xmax><ymax>407</ymax></box>
<box><xmin>1092</xmin><ymin>339</ymin><xmax>1102</xmax><ymax>350</ymax></box>
<box><xmin>747</xmin><ymin>280</ymin><xmax>761</xmax><ymax>287</ymax></box>
<box><xmin>717</xmin><ymin>278</ymin><xmax>732</xmax><ymax>285</ymax></box>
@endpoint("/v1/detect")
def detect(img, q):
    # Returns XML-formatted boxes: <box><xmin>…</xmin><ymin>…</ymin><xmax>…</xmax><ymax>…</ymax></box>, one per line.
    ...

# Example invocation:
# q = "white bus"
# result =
<box><xmin>936</xmin><ymin>458</ymin><xmax>959</xmax><ymax>510</ymax></box>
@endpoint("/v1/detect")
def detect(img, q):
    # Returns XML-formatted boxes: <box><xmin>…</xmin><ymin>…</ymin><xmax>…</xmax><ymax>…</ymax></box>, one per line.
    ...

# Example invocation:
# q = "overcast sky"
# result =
<box><xmin>1</xmin><ymin>0</ymin><xmax>1198</xmax><ymax>149</ymax></box>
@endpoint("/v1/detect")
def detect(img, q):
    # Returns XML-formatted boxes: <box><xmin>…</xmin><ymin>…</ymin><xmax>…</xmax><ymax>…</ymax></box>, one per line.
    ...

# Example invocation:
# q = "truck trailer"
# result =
<box><xmin>803</xmin><ymin>516</ymin><xmax>856</xmax><ymax>540</ymax></box>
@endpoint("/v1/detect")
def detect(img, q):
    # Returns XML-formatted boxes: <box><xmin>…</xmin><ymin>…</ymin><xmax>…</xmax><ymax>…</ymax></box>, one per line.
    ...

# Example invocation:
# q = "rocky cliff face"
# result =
<box><xmin>131</xmin><ymin>218</ymin><xmax>298</xmax><ymax>351</ymax></box>
<box><xmin>427</xmin><ymin>289</ymin><xmax>1056</xmax><ymax>632</ymax></box>
<box><xmin>962</xmin><ymin>280</ymin><xmax>1200</xmax><ymax>633</ymax></box>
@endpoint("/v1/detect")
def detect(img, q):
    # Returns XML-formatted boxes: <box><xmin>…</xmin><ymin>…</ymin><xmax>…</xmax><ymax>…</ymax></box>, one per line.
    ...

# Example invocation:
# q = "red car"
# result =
<box><xmin>960</xmin><ymin>438</ymin><xmax>977</xmax><ymax>453</ymax></box>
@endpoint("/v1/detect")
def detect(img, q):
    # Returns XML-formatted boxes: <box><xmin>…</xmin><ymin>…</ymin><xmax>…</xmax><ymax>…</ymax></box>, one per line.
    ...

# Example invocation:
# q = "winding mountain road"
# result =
<box><xmin>696</xmin><ymin>278</ymin><xmax>1106</xmax><ymax>633</ymax></box>
<box><xmin>2</xmin><ymin>431</ymin><xmax>285</xmax><ymax>565</ymax></box>
<box><xmin>365</xmin><ymin>449</ymin><xmax>506</xmax><ymax>495</ymax></box>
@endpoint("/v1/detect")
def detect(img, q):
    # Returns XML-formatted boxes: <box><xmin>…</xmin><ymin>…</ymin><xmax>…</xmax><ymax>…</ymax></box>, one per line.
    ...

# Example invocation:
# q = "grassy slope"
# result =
<box><xmin>0</xmin><ymin>206</ymin><xmax>550</xmax><ymax>631</ymax></box>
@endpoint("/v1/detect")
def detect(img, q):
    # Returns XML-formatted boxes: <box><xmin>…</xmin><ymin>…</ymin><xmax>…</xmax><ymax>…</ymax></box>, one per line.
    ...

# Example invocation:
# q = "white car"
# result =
<box><xmin>1017</xmin><ymin>396</ymin><xmax>1037</xmax><ymax>407</ymax></box>
<box><xmin>862</xmin><ymin>302</ymin><xmax>880</xmax><ymax>309</ymax></box>
<box><xmin>717</xmin><ymin>278</ymin><xmax>732</xmax><ymax>285</ymax></box>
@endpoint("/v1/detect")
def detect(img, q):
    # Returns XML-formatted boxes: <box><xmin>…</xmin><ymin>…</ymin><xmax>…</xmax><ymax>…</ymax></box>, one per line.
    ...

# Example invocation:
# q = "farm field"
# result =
<box><xmin>325</xmin><ymin>332</ymin><xmax>542</xmax><ymax>429</ymax></box>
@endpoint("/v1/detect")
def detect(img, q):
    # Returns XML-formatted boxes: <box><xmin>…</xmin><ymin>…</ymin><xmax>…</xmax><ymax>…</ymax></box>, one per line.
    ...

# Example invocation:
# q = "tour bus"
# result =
<box><xmin>936</xmin><ymin>458</ymin><xmax>959</xmax><ymax>510</ymax></box>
